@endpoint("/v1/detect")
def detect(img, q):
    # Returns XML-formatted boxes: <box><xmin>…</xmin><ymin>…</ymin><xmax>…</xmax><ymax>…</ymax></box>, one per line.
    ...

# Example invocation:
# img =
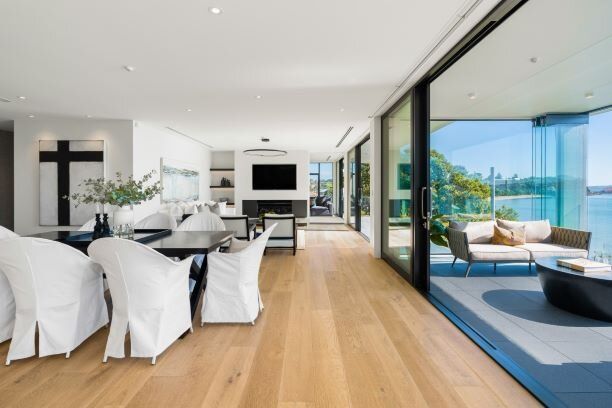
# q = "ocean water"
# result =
<box><xmin>498</xmin><ymin>194</ymin><xmax>612</xmax><ymax>255</ymax></box>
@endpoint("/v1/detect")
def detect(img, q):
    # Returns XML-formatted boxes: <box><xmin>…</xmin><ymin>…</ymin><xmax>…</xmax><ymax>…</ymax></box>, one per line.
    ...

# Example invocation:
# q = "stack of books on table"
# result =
<box><xmin>557</xmin><ymin>258</ymin><xmax>612</xmax><ymax>273</ymax></box>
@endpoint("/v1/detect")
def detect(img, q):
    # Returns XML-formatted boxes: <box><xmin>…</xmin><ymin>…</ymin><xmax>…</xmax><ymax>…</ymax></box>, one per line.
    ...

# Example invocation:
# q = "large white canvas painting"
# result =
<box><xmin>39</xmin><ymin>140</ymin><xmax>105</xmax><ymax>226</ymax></box>
<box><xmin>161</xmin><ymin>158</ymin><xmax>200</xmax><ymax>202</ymax></box>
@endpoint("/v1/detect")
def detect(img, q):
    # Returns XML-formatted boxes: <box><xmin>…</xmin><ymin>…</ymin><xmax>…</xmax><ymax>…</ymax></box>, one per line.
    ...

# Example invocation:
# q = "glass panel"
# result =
<box><xmin>382</xmin><ymin>96</ymin><xmax>412</xmax><ymax>276</ymax></box>
<box><xmin>588</xmin><ymin>110</ymin><xmax>612</xmax><ymax>259</ymax></box>
<box><xmin>338</xmin><ymin>158</ymin><xmax>344</xmax><ymax>217</ymax></box>
<box><xmin>359</xmin><ymin>139</ymin><xmax>371</xmax><ymax>239</ymax></box>
<box><xmin>309</xmin><ymin>162</ymin><xmax>334</xmax><ymax>216</ymax></box>
<box><xmin>348</xmin><ymin>149</ymin><xmax>357</xmax><ymax>227</ymax></box>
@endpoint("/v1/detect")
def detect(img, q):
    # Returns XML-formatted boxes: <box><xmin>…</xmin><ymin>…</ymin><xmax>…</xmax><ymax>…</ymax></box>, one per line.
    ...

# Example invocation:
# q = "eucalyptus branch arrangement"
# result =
<box><xmin>106</xmin><ymin>171</ymin><xmax>162</xmax><ymax>207</ymax></box>
<box><xmin>64</xmin><ymin>170</ymin><xmax>162</xmax><ymax>208</ymax></box>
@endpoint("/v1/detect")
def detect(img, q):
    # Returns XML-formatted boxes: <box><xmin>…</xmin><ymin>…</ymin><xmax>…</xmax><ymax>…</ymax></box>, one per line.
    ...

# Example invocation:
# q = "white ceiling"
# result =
<box><xmin>0</xmin><ymin>0</ymin><xmax>480</xmax><ymax>153</ymax></box>
<box><xmin>431</xmin><ymin>0</ymin><xmax>612</xmax><ymax>119</ymax></box>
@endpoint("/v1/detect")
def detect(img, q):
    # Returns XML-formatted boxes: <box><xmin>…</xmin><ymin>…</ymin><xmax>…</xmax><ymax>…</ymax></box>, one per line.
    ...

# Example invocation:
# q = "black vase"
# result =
<box><xmin>92</xmin><ymin>213</ymin><xmax>103</xmax><ymax>240</ymax></box>
<box><xmin>101</xmin><ymin>213</ymin><xmax>112</xmax><ymax>237</ymax></box>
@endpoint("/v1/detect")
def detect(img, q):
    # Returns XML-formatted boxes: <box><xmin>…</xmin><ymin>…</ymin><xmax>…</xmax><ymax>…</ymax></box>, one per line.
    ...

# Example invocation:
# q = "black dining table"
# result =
<box><xmin>26</xmin><ymin>229</ymin><xmax>234</xmax><ymax>323</ymax></box>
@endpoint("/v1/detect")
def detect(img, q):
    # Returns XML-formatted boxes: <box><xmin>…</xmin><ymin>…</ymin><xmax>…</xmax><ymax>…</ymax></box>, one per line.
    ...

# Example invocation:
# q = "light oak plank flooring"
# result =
<box><xmin>0</xmin><ymin>231</ymin><xmax>539</xmax><ymax>407</ymax></box>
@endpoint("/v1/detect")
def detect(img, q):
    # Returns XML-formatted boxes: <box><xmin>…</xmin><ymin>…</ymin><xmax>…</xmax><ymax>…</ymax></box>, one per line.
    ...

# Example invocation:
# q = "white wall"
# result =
<box><xmin>234</xmin><ymin>150</ymin><xmax>310</xmax><ymax>215</ymax></box>
<box><xmin>13</xmin><ymin>118</ymin><xmax>134</xmax><ymax>235</ymax></box>
<box><xmin>132</xmin><ymin>123</ymin><xmax>211</xmax><ymax>221</ymax></box>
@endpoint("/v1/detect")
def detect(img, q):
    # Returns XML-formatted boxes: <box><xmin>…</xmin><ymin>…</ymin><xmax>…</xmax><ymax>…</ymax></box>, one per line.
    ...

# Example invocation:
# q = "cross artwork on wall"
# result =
<box><xmin>39</xmin><ymin>140</ymin><xmax>105</xmax><ymax>226</ymax></box>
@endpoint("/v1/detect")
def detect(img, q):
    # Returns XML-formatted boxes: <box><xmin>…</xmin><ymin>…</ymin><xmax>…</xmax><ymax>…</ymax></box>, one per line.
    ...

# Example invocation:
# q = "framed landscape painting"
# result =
<box><xmin>161</xmin><ymin>158</ymin><xmax>200</xmax><ymax>202</ymax></box>
<box><xmin>397</xmin><ymin>163</ymin><xmax>411</xmax><ymax>190</ymax></box>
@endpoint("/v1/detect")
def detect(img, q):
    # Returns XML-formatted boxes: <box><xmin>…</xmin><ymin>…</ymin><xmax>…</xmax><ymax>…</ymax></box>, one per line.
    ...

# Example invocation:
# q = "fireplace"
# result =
<box><xmin>242</xmin><ymin>200</ymin><xmax>308</xmax><ymax>218</ymax></box>
<box><xmin>256</xmin><ymin>200</ymin><xmax>292</xmax><ymax>218</ymax></box>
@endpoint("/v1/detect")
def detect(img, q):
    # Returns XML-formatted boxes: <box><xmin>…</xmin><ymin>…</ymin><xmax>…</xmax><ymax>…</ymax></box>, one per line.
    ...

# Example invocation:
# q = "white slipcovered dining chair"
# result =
<box><xmin>176</xmin><ymin>210</ymin><xmax>226</xmax><ymax>232</ymax></box>
<box><xmin>201</xmin><ymin>224</ymin><xmax>276</xmax><ymax>326</ymax></box>
<box><xmin>262</xmin><ymin>214</ymin><xmax>297</xmax><ymax>255</ymax></box>
<box><xmin>88</xmin><ymin>238</ymin><xmax>194</xmax><ymax>364</ymax></box>
<box><xmin>0</xmin><ymin>238</ymin><xmax>108</xmax><ymax>365</ymax></box>
<box><xmin>221</xmin><ymin>215</ymin><xmax>253</xmax><ymax>240</ymax></box>
<box><xmin>135</xmin><ymin>212</ymin><xmax>178</xmax><ymax>230</ymax></box>
<box><xmin>0</xmin><ymin>226</ymin><xmax>18</xmax><ymax>344</ymax></box>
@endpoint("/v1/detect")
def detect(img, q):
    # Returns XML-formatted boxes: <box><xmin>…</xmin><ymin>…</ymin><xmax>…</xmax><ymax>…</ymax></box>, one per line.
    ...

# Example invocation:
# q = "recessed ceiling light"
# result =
<box><xmin>27</xmin><ymin>114</ymin><xmax>35</xmax><ymax>118</ymax></box>
<box><xmin>467</xmin><ymin>92</ymin><xmax>477</xmax><ymax>100</ymax></box>
<box><xmin>209</xmin><ymin>7</ymin><xmax>222</xmax><ymax>15</ymax></box>
<box><xmin>123</xmin><ymin>65</ymin><xmax>135</xmax><ymax>72</ymax></box>
<box><xmin>529</xmin><ymin>57</ymin><xmax>538</xmax><ymax>63</ymax></box>
<box><xmin>86</xmin><ymin>115</ymin><xmax>93</xmax><ymax>118</ymax></box>
<box><xmin>18</xmin><ymin>96</ymin><xmax>27</xmax><ymax>100</ymax></box>
<box><xmin>340</xmin><ymin>108</ymin><xmax>345</xmax><ymax>112</ymax></box>
<box><xmin>255</xmin><ymin>95</ymin><xmax>262</xmax><ymax>100</ymax></box>
<box><xmin>186</xmin><ymin>108</ymin><xmax>192</xmax><ymax>112</ymax></box>
<box><xmin>585</xmin><ymin>92</ymin><xmax>594</xmax><ymax>99</ymax></box>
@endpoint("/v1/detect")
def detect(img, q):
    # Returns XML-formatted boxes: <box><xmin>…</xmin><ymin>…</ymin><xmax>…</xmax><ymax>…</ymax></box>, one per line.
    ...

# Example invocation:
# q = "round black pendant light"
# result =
<box><xmin>243</xmin><ymin>149</ymin><xmax>287</xmax><ymax>157</ymax></box>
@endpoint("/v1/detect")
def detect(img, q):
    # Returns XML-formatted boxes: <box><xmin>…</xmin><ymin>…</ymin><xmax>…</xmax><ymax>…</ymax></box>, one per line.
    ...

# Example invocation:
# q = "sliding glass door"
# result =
<box><xmin>348</xmin><ymin>149</ymin><xmax>357</xmax><ymax>228</ymax></box>
<box><xmin>337</xmin><ymin>158</ymin><xmax>344</xmax><ymax>218</ymax></box>
<box><xmin>381</xmin><ymin>96</ymin><xmax>413</xmax><ymax>278</ymax></box>
<box><xmin>358</xmin><ymin>138</ymin><xmax>371</xmax><ymax>239</ymax></box>
<box><xmin>347</xmin><ymin>136</ymin><xmax>371</xmax><ymax>239</ymax></box>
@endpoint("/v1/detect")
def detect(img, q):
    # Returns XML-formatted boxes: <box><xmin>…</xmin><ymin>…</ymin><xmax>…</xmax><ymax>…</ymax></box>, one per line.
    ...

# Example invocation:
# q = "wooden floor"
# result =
<box><xmin>0</xmin><ymin>231</ymin><xmax>539</xmax><ymax>407</ymax></box>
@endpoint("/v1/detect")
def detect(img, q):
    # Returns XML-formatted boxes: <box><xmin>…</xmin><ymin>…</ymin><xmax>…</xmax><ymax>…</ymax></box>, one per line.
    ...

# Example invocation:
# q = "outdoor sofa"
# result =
<box><xmin>447</xmin><ymin>219</ymin><xmax>591</xmax><ymax>277</ymax></box>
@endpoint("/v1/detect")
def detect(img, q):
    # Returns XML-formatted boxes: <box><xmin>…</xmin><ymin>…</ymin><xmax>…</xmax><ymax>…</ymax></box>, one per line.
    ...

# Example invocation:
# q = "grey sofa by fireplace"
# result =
<box><xmin>447</xmin><ymin>219</ymin><xmax>591</xmax><ymax>277</ymax></box>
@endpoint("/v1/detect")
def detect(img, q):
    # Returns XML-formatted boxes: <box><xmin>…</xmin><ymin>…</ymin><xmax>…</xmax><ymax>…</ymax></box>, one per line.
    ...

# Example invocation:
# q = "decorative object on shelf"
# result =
<box><xmin>243</xmin><ymin>148</ymin><xmax>287</xmax><ymax>157</ymax></box>
<box><xmin>40</xmin><ymin>140</ymin><xmax>105</xmax><ymax>226</ymax></box>
<box><xmin>219</xmin><ymin>197</ymin><xmax>230</xmax><ymax>203</ymax></box>
<box><xmin>220</xmin><ymin>177</ymin><xmax>232</xmax><ymax>187</ymax></box>
<box><xmin>161</xmin><ymin>158</ymin><xmax>200</xmax><ymax>202</ymax></box>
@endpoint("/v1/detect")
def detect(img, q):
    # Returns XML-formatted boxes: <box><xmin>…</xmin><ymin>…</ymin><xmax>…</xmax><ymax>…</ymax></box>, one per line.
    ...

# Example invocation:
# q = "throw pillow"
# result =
<box><xmin>206</xmin><ymin>202</ymin><xmax>221</xmax><ymax>215</ymax></box>
<box><xmin>496</xmin><ymin>219</ymin><xmax>552</xmax><ymax>243</ymax></box>
<box><xmin>449</xmin><ymin>220</ymin><xmax>495</xmax><ymax>244</ymax></box>
<box><xmin>492</xmin><ymin>224</ymin><xmax>526</xmax><ymax>246</ymax></box>
<box><xmin>228</xmin><ymin>237</ymin><xmax>251</xmax><ymax>253</ymax></box>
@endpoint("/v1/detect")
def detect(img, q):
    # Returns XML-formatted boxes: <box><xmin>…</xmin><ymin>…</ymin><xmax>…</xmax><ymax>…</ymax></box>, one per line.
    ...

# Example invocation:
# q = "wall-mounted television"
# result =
<box><xmin>252</xmin><ymin>164</ymin><xmax>297</xmax><ymax>190</ymax></box>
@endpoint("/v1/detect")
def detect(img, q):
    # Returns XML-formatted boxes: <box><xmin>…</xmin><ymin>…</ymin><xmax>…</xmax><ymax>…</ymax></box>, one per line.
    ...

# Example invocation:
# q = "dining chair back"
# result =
<box><xmin>135</xmin><ymin>212</ymin><xmax>178</xmax><ymax>230</ymax></box>
<box><xmin>201</xmin><ymin>224</ymin><xmax>277</xmax><ymax>325</ymax></box>
<box><xmin>262</xmin><ymin>214</ymin><xmax>297</xmax><ymax>255</ymax></box>
<box><xmin>176</xmin><ymin>211</ymin><xmax>226</xmax><ymax>232</ymax></box>
<box><xmin>220</xmin><ymin>215</ymin><xmax>251</xmax><ymax>240</ymax></box>
<box><xmin>0</xmin><ymin>238</ymin><xmax>108</xmax><ymax>365</ymax></box>
<box><xmin>88</xmin><ymin>238</ymin><xmax>194</xmax><ymax>364</ymax></box>
<box><xmin>0</xmin><ymin>226</ymin><xmax>18</xmax><ymax>343</ymax></box>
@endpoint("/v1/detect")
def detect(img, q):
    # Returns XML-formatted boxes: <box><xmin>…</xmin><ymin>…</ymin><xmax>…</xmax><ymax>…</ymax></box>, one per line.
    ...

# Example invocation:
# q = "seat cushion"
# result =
<box><xmin>449</xmin><ymin>220</ymin><xmax>495</xmax><ymax>244</ymax></box>
<box><xmin>516</xmin><ymin>243</ymin><xmax>588</xmax><ymax>261</ymax></box>
<box><xmin>468</xmin><ymin>244</ymin><xmax>530</xmax><ymax>261</ymax></box>
<box><xmin>497</xmin><ymin>219</ymin><xmax>552</xmax><ymax>243</ymax></box>
<box><xmin>266</xmin><ymin>239</ymin><xmax>294</xmax><ymax>248</ymax></box>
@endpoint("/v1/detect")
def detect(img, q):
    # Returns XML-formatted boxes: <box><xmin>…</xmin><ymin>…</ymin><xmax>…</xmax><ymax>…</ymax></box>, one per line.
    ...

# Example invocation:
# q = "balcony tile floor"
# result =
<box><xmin>431</xmin><ymin>257</ymin><xmax>612</xmax><ymax>407</ymax></box>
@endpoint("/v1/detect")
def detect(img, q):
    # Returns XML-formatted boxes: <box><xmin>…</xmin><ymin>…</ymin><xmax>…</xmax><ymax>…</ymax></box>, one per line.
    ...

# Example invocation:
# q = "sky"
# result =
<box><xmin>430</xmin><ymin>113</ymin><xmax>612</xmax><ymax>186</ymax></box>
<box><xmin>310</xmin><ymin>162</ymin><xmax>333</xmax><ymax>180</ymax></box>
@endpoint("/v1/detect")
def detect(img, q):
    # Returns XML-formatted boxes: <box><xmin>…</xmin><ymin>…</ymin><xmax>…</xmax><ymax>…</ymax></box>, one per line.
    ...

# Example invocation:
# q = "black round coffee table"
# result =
<box><xmin>536</xmin><ymin>257</ymin><xmax>612</xmax><ymax>322</ymax></box>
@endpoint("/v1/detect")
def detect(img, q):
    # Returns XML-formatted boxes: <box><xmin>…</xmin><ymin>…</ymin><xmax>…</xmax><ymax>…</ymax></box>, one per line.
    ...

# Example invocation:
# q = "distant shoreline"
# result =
<box><xmin>495</xmin><ymin>195</ymin><xmax>540</xmax><ymax>201</ymax></box>
<box><xmin>495</xmin><ymin>193</ymin><xmax>612</xmax><ymax>200</ymax></box>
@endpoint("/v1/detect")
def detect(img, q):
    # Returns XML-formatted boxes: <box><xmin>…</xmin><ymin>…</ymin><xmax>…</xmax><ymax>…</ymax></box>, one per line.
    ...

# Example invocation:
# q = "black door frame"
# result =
<box><xmin>338</xmin><ymin>158</ymin><xmax>344</xmax><ymax>217</ymax></box>
<box><xmin>352</xmin><ymin>135</ymin><xmax>370</xmax><ymax>238</ymax></box>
